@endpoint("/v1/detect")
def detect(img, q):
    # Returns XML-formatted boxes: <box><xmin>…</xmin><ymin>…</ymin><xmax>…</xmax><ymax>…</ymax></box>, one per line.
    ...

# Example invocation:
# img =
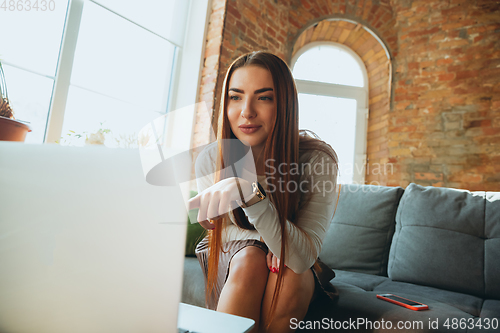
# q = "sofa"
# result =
<box><xmin>181</xmin><ymin>183</ymin><xmax>500</xmax><ymax>332</ymax></box>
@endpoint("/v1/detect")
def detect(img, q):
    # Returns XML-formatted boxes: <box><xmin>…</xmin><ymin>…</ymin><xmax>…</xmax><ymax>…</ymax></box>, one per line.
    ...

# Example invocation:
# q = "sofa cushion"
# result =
<box><xmin>374</xmin><ymin>279</ymin><xmax>484</xmax><ymax>317</ymax></box>
<box><xmin>303</xmin><ymin>284</ymin><xmax>480</xmax><ymax>333</ymax></box>
<box><xmin>480</xmin><ymin>300</ymin><xmax>500</xmax><ymax>319</ymax></box>
<box><xmin>335</xmin><ymin>270</ymin><xmax>488</xmax><ymax>317</ymax></box>
<box><xmin>319</xmin><ymin>184</ymin><xmax>404</xmax><ymax>276</ymax></box>
<box><xmin>485</xmin><ymin>192</ymin><xmax>500</xmax><ymax>299</ymax></box>
<box><xmin>388</xmin><ymin>183</ymin><xmax>500</xmax><ymax>299</ymax></box>
<box><xmin>334</xmin><ymin>269</ymin><xmax>389</xmax><ymax>291</ymax></box>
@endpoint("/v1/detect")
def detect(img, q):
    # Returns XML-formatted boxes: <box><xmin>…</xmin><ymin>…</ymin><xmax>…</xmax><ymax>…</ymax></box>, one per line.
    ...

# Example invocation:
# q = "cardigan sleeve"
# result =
<box><xmin>242</xmin><ymin>150</ymin><xmax>339</xmax><ymax>274</ymax></box>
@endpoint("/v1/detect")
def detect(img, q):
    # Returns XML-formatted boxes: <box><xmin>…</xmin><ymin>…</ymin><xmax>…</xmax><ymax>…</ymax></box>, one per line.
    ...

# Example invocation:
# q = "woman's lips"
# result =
<box><xmin>239</xmin><ymin>125</ymin><xmax>261</xmax><ymax>134</ymax></box>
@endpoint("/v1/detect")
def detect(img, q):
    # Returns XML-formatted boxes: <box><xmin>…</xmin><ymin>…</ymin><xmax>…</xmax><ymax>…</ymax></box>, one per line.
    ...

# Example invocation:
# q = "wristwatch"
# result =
<box><xmin>238</xmin><ymin>181</ymin><xmax>266</xmax><ymax>208</ymax></box>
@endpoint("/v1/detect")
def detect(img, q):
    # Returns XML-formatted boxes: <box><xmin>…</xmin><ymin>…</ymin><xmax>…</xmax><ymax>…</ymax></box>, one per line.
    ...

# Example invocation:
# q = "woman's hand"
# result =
<box><xmin>188</xmin><ymin>177</ymin><xmax>252</xmax><ymax>230</ymax></box>
<box><xmin>267</xmin><ymin>251</ymin><xmax>282</xmax><ymax>273</ymax></box>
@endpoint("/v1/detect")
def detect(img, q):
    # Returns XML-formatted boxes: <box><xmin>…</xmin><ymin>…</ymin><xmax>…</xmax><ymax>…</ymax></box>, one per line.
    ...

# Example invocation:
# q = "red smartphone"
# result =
<box><xmin>376</xmin><ymin>294</ymin><xmax>429</xmax><ymax>311</ymax></box>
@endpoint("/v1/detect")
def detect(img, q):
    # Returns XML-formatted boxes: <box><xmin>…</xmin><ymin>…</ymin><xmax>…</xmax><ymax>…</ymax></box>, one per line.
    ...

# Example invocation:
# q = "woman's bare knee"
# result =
<box><xmin>227</xmin><ymin>246</ymin><xmax>269</xmax><ymax>286</ymax></box>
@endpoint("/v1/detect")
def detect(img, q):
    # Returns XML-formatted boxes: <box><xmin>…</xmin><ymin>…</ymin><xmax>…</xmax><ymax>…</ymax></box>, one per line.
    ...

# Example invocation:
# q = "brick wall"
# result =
<box><xmin>194</xmin><ymin>0</ymin><xmax>500</xmax><ymax>191</ymax></box>
<box><xmin>193</xmin><ymin>0</ymin><xmax>226</xmax><ymax>148</ymax></box>
<box><xmin>199</xmin><ymin>0</ymin><xmax>292</xmax><ymax>139</ymax></box>
<box><xmin>390</xmin><ymin>0</ymin><xmax>500</xmax><ymax>191</ymax></box>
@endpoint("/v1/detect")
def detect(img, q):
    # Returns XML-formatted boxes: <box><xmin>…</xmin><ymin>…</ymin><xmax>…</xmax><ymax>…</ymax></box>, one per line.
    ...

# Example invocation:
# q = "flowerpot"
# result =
<box><xmin>0</xmin><ymin>116</ymin><xmax>32</xmax><ymax>142</ymax></box>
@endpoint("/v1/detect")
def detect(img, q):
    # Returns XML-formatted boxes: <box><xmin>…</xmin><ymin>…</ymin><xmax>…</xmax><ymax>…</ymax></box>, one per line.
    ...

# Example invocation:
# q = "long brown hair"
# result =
<box><xmin>206</xmin><ymin>51</ymin><xmax>338</xmax><ymax>325</ymax></box>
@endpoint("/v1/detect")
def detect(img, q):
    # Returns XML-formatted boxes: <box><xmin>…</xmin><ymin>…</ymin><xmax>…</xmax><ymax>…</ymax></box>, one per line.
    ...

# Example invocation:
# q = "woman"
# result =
<box><xmin>188</xmin><ymin>51</ymin><xmax>339</xmax><ymax>332</ymax></box>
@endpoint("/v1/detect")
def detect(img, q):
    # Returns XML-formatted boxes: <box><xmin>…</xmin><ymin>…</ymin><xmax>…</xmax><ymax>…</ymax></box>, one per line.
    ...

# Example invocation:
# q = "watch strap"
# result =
<box><xmin>234</xmin><ymin>177</ymin><xmax>246</xmax><ymax>206</ymax></box>
<box><xmin>238</xmin><ymin>181</ymin><xmax>265</xmax><ymax>208</ymax></box>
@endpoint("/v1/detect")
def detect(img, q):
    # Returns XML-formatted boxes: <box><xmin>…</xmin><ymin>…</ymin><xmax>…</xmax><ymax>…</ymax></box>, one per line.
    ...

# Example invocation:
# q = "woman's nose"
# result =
<box><xmin>241</xmin><ymin>99</ymin><xmax>256</xmax><ymax>119</ymax></box>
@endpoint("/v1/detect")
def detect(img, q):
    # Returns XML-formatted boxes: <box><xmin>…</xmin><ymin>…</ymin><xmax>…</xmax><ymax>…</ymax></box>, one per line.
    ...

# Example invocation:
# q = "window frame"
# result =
<box><xmin>291</xmin><ymin>41</ymin><xmax>369</xmax><ymax>184</ymax></box>
<box><xmin>43</xmin><ymin>0</ymin><xmax>209</xmax><ymax>145</ymax></box>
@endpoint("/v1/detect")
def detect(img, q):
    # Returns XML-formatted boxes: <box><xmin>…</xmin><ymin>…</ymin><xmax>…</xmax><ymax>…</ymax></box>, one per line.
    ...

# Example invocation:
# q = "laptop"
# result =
<box><xmin>0</xmin><ymin>142</ymin><xmax>188</xmax><ymax>333</ymax></box>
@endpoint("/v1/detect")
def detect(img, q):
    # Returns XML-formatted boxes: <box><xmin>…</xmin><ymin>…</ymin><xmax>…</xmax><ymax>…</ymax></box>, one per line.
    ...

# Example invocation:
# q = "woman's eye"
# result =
<box><xmin>229</xmin><ymin>95</ymin><xmax>240</xmax><ymax>101</ymax></box>
<box><xmin>259</xmin><ymin>96</ymin><xmax>273</xmax><ymax>101</ymax></box>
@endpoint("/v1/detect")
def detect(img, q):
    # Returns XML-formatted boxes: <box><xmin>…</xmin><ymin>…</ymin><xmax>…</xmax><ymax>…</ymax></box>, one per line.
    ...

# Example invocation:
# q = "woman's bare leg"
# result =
<box><xmin>216</xmin><ymin>246</ymin><xmax>269</xmax><ymax>332</ymax></box>
<box><xmin>259</xmin><ymin>267</ymin><xmax>315</xmax><ymax>333</ymax></box>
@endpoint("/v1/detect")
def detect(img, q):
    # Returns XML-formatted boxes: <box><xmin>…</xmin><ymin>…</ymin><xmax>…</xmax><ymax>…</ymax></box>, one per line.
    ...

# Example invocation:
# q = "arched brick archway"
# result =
<box><xmin>291</xmin><ymin>19</ymin><xmax>393</xmax><ymax>185</ymax></box>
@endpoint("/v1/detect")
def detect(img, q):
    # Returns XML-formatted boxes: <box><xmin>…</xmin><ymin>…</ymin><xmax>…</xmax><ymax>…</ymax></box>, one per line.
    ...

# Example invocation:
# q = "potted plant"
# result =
<box><xmin>0</xmin><ymin>60</ymin><xmax>31</xmax><ymax>142</ymax></box>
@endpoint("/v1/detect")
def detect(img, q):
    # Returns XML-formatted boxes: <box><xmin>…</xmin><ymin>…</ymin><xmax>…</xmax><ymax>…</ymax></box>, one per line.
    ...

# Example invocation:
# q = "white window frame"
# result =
<box><xmin>167</xmin><ymin>0</ymin><xmax>211</xmax><ymax>152</ymax></box>
<box><xmin>291</xmin><ymin>41</ymin><xmax>369</xmax><ymax>184</ymax></box>
<box><xmin>44</xmin><ymin>0</ymin><xmax>210</xmax><ymax>145</ymax></box>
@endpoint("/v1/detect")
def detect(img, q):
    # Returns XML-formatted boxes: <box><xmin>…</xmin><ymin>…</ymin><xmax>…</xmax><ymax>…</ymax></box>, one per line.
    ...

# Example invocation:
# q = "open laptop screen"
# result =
<box><xmin>0</xmin><ymin>142</ymin><xmax>187</xmax><ymax>333</ymax></box>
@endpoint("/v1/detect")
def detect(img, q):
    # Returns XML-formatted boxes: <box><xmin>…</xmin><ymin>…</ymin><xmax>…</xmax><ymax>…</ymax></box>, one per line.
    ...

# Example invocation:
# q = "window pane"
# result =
<box><xmin>298</xmin><ymin>93</ymin><xmax>356</xmax><ymax>184</ymax></box>
<box><xmin>2</xmin><ymin>65</ymin><xmax>54</xmax><ymax>144</ymax></box>
<box><xmin>293</xmin><ymin>45</ymin><xmax>365</xmax><ymax>87</ymax></box>
<box><xmin>71</xmin><ymin>1</ymin><xmax>176</xmax><ymax>112</ymax></box>
<box><xmin>0</xmin><ymin>0</ymin><xmax>68</xmax><ymax>76</ymax></box>
<box><xmin>61</xmin><ymin>86</ymin><xmax>161</xmax><ymax>147</ymax></box>
<box><xmin>94</xmin><ymin>0</ymin><xmax>189</xmax><ymax>46</ymax></box>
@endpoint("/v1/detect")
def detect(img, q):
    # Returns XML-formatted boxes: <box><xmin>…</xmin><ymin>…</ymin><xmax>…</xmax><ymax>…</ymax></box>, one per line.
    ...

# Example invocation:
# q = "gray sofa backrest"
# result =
<box><xmin>319</xmin><ymin>183</ymin><xmax>404</xmax><ymax>276</ymax></box>
<box><xmin>388</xmin><ymin>183</ymin><xmax>500</xmax><ymax>299</ymax></box>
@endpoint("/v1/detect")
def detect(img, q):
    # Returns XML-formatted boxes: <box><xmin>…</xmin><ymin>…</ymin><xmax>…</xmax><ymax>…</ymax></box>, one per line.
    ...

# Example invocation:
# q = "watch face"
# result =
<box><xmin>251</xmin><ymin>182</ymin><xmax>265</xmax><ymax>199</ymax></box>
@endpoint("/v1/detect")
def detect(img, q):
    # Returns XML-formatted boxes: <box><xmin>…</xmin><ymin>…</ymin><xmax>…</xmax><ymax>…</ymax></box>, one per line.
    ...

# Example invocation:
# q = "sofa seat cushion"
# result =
<box><xmin>320</xmin><ymin>184</ymin><xmax>404</xmax><ymax>276</ymax></box>
<box><xmin>480</xmin><ymin>300</ymin><xmax>500</xmax><ymax>319</ymax></box>
<box><xmin>334</xmin><ymin>269</ymin><xmax>389</xmax><ymax>291</ymax></box>
<box><xmin>303</xmin><ymin>282</ymin><xmax>482</xmax><ymax>333</ymax></box>
<box><xmin>374</xmin><ymin>279</ymin><xmax>484</xmax><ymax>317</ymax></box>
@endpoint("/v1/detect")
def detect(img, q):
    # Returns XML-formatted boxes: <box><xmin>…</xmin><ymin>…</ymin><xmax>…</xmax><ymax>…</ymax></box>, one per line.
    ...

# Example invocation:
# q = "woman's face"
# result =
<box><xmin>227</xmin><ymin>65</ymin><xmax>277</xmax><ymax>155</ymax></box>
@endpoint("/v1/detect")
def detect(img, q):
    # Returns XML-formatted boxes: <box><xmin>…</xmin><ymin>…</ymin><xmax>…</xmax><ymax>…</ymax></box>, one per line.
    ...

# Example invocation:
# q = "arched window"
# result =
<box><xmin>292</xmin><ymin>43</ymin><xmax>369</xmax><ymax>185</ymax></box>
